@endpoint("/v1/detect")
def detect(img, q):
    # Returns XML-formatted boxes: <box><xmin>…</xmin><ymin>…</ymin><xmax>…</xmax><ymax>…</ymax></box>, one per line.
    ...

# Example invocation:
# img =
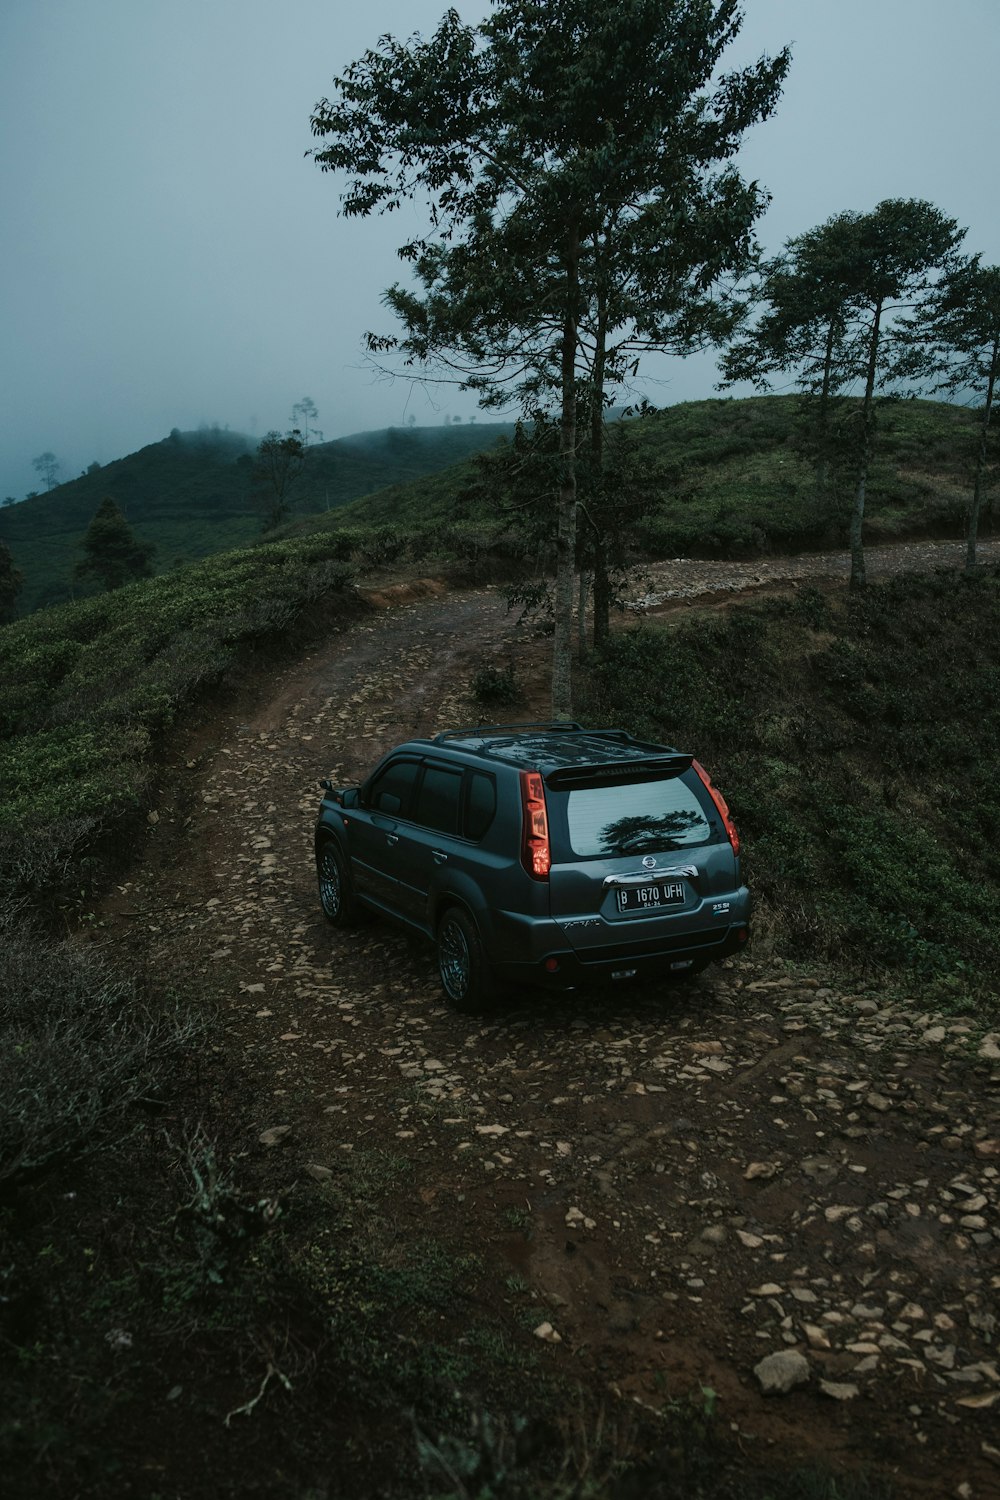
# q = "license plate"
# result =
<box><xmin>616</xmin><ymin>881</ymin><xmax>685</xmax><ymax>913</ymax></box>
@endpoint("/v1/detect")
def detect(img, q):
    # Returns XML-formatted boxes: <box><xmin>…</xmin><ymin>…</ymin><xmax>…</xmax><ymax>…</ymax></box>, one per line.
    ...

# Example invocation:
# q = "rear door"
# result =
<box><xmin>392</xmin><ymin>760</ymin><xmax>466</xmax><ymax>930</ymax></box>
<box><xmin>543</xmin><ymin>768</ymin><xmax>736</xmax><ymax>957</ymax></box>
<box><xmin>393</xmin><ymin>764</ymin><xmax>500</xmax><ymax>932</ymax></box>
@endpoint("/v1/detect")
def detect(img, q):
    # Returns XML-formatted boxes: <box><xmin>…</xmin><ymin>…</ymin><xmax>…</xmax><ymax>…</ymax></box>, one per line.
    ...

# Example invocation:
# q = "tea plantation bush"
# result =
<box><xmin>0</xmin><ymin>534</ymin><xmax>355</xmax><ymax>901</ymax></box>
<box><xmin>585</xmin><ymin>571</ymin><xmax>1000</xmax><ymax>1003</ymax></box>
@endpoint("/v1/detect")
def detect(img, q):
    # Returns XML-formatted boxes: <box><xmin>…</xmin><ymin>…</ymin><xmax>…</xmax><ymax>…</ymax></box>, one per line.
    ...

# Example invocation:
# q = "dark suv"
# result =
<box><xmin>314</xmin><ymin>722</ymin><xmax>749</xmax><ymax>1009</ymax></box>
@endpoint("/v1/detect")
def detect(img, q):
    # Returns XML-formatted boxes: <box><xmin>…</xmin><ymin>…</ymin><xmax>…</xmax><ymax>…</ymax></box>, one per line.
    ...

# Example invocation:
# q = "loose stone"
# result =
<box><xmin>754</xmin><ymin>1350</ymin><xmax>810</xmax><ymax>1395</ymax></box>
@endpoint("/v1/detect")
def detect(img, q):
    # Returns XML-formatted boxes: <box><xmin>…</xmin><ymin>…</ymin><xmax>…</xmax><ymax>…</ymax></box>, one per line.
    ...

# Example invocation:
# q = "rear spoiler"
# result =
<box><xmin>546</xmin><ymin>754</ymin><xmax>693</xmax><ymax>791</ymax></box>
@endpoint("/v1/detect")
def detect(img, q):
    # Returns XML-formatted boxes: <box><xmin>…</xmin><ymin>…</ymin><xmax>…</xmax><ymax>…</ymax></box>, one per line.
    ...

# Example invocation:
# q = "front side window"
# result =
<box><xmin>367</xmin><ymin>759</ymin><xmax>420</xmax><ymax>817</ymax></box>
<box><xmin>564</xmin><ymin>776</ymin><xmax>711</xmax><ymax>857</ymax></box>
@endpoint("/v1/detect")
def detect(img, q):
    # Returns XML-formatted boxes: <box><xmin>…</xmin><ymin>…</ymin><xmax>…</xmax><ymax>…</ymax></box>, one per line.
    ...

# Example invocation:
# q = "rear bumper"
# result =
<box><xmin>490</xmin><ymin>920</ymin><xmax>750</xmax><ymax>990</ymax></box>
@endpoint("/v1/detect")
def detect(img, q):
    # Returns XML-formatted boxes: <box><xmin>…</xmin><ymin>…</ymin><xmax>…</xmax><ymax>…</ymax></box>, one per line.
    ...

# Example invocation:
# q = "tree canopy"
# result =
<box><xmin>311</xmin><ymin>0</ymin><xmax>789</xmax><ymax>711</ymax></box>
<box><xmin>74</xmin><ymin>498</ymin><xmax>155</xmax><ymax>593</ymax></box>
<box><xmin>721</xmin><ymin>199</ymin><xmax>964</xmax><ymax>586</ymax></box>
<box><xmin>911</xmin><ymin>257</ymin><xmax>1000</xmax><ymax>571</ymax></box>
<box><xmin>253</xmin><ymin>431</ymin><xmax>306</xmax><ymax>530</ymax></box>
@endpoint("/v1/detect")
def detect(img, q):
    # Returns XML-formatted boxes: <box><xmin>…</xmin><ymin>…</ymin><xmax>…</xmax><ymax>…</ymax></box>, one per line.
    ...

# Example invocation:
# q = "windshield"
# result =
<box><xmin>563</xmin><ymin>778</ymin><xmax>711</xmax><ymax>857</ymax></box>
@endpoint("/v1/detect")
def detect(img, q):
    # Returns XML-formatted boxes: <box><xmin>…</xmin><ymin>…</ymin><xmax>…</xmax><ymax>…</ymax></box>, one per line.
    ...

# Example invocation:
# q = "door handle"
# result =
<box><xmin>386</xmin><ymin>834</ymin><xmax>399</xmax><ymax>846</ymax></box>
<box><xmin>432</xmin><ymin>850</ymin><xmax>448</xmax><ymax>864</ymax></box>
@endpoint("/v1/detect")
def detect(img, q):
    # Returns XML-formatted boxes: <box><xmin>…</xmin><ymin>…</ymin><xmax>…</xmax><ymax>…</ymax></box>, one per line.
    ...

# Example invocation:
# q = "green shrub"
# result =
<box><xmin>0</xmin><ymin>905</ymin><xmax>200</xmax><ymax>1193</ymax></box>
<box><xmin>472</xmin><ymin>661</ymin><xmax>522</xmax><ymax>707</ymax></box>
<box><xmin>0</xmin><ymin>537</ymin><xmax>355</xmax><ymax>901</ymax></box>
<box><xmin>584</xmin><ymin>571</ymin><xmax>1000</xmax><ymax>1001</ymax></box>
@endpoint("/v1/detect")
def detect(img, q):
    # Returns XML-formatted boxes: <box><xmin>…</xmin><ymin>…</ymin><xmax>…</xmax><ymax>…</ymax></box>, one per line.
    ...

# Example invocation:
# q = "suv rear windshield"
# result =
<box><xmin>560</xmin><ymin>775</ymin><xmax>712</xmax><ymax>858</ymax></box>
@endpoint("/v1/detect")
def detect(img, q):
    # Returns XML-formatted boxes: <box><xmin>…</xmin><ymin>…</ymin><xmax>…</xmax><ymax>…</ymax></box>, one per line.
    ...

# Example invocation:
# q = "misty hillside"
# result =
<box><xmin>325</xmin><ymin>394</ymin><xmax>992</xmax><ymax>557</ymax></box>
<box><xmin>0</xmin><ymin>421</ymin><xmax>516</xmax><ymax>614</ymax></box>
<box><xmin>4</xmin><ymin>397</ymin><xmax>994</xmax><ymax>620</ymax></box>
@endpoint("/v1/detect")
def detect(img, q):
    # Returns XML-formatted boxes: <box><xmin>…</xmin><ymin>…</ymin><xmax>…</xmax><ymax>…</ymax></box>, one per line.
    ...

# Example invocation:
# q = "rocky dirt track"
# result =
<box><xmin>104</xmin><ymin>542</ymin><xmax>1000</xmax><ymax>1499</ymax></box>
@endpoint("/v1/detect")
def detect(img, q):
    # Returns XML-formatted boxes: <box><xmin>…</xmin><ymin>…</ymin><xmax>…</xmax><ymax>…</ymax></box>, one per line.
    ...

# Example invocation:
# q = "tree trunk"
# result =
<box><xmin>590</xmin><ymin>266</ymin><xmax>610</xmax><ymax>648</ymax></box>
<box><xmin>551</xmin><ymin>227</ymin><xmax>580</xmax><ymax>719</ymax></box>
<box><xmin>849</xmin><ymin>470</ymin><xmax>867</xmax><ymax>589</ymax></box>
<box><xmin>849</xmin><ymin>299</ymin><xmax>882</xmax><ymax>590</ymax></box>
<box><xmin>577</xmin><ymin>571</ymin><xmax>590</xmax><ymax>661</ymax></box>
<box><xmin>592</xmin><ymin>536</ymin><xmax>611</xmax><ymax>649</ymax></box>
<box><xmin>966</xmin><ymin>342</ymin><xmax>998</xmax><ymax>575</ymax></box>
<box><xmin>816</xmin><ymin>316</ymin><xmax>838</xmax><ymax>492</ymax></box>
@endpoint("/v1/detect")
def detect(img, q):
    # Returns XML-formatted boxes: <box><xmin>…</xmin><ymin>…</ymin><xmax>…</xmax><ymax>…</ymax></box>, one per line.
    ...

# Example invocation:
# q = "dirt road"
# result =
<box><xmin>103</xmin><ymin>545</ymin><xmax>1000</xmax><ymax>1498</ymax></box>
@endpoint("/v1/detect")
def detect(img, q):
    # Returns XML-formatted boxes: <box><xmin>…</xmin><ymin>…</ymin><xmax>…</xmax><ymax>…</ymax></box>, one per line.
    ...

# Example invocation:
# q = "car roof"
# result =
<box><xmin>424</xmin><ymin>723</ymin><xmax>686</xmax><ymax>774</ymax></box>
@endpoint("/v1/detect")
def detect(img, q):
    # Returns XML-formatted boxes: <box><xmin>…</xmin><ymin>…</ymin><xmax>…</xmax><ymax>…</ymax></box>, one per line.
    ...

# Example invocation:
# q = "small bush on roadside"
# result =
<box><xmin>0</xmin><ymin>904</ymin><xmax>201</xmax><ymax>1195</ymax></box>
<box><xmin>472</xmin><ymin>661</ymin><xmax>521</xmax><ymax>707</ymax></box>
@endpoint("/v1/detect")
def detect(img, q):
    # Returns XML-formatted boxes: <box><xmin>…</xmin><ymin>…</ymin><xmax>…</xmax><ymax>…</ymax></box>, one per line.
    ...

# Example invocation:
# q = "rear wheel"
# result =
<box><xmin>317</xmin><ymin>839</ymin><xmax>361</xmax><ymax>926</ymax></box>
<box><xmin>437</xmin><ymin>907</ymin><xmax>496</xmax><ymax>1013</ymax></box>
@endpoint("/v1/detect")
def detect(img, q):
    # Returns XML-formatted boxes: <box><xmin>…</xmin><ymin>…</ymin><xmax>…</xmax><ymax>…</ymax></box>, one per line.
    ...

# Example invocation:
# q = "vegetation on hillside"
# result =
<box><xmin>586</xmin><ymin>570</ymin><xmax>1000</xmax><ymax>1007</ymax></box>
<box><xmin>2</xmin><ymin>394</ymin><xmax>995</xmax><ymax>626</ymax></box>
<box><xmin>330</xmin><ymin>395</ymin><xmax>995</xmax><ymax>561</ymax></box>
<box><xmin>0</xmin><ymin>421</ymin><xmax>515</xmax><ymax>615</ymax></box>
<box><xmin>0</xmin><ymin>532</ymin><xmax>356</xmax><ymax>906</ymax></box>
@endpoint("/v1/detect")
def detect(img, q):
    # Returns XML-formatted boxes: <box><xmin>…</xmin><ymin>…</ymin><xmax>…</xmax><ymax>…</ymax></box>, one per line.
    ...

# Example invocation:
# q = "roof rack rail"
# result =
<box><xmin>433</xmin><ymin>721</ymin><xmax>583</xmax><ymax>743</ymax></box>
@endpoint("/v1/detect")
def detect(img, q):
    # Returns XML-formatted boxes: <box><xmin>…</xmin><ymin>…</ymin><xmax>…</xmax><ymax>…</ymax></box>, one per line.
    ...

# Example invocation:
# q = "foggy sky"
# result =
<box><xmin>1</xmin><ymin>0</ymin><xmax>997</xmax><ymax>502</ymax></box>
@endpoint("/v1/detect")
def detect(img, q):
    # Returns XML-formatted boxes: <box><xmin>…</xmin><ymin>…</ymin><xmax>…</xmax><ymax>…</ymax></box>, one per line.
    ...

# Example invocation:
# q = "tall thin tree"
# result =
<box><xmin>310</xmin><ymin>0</ymin><xmax>789</xmax><ymax>711</ymax></box>
<box><xmin>907</xmin><ymin>257</ymin><xmax>1000</xmax><ymax>573</ymax></box>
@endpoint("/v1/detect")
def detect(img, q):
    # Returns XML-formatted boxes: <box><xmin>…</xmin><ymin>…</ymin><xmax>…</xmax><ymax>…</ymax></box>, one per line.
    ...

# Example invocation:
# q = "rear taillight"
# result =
<box><xmin>692</xmin><ymin>760</ymin><xmax>740</xmax><ymax>857</ymax></box>
<box><xmin>519</xmin><ymin>770</ymin><xmax>551</xmax><ymax>879</ymax></box>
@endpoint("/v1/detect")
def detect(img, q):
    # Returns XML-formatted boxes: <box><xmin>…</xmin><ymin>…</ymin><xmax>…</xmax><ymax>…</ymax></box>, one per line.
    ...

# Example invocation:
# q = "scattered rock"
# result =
<box><xmin>820</xmin><ymin>1380</ymin><xmax>859</xmax><ymax>1401</ymax></box>
<box><xmin>533</xmin><ymin>1321</ymin><xmax>562</xmax><ymax>1343</ymax></box>
<box><xmin>753</xmin><ymin>1350</ymin><xmax>810</xmax><ymax>1395</ymax></box>
<box><xmin>304</xmin><ymin>1163</ymin><xmax>333</xmax><ymax>1182</ymax></box>
<box><xmin>258</xmin><ymin>1125</ymin><xmax>292</xmax><ymax>1148</ymax></box>
<box><xmin>745</xmin><ymin>1161</ymin><xmax>779</xmax><ymax>1181</ymax></box>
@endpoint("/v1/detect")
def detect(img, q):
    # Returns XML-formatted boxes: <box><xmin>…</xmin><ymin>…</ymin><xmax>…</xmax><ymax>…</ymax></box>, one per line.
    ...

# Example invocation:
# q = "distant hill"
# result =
<box><xmin>0</xmin><ymin>421</ymin><xmax>516</xmax><ymax>614</ymax></box>
<box><xmin>329</xmin><ymin>394</ymin><xmax>991</xmax><ymax>557</ymax></box>
<box><xmin>3</xmin><ymin>397</ymin><xmax>992</xmax><ymax>618</ymax></box>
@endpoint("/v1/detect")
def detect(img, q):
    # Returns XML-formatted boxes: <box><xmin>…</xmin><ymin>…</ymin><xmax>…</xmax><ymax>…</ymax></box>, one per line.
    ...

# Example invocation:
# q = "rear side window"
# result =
<box><xmin>412</xmin><ymin>764</ymin><xmax>464</xmax><ymax>835</ymax></box>
<box><xmin>465</xmin><ymin>771</ymin><xmax>497</xmax><ymax>841</ymax></box>
<box><xmin>563</xmin><ymin>776</ymin><xmax>712</xmax><ymax>857</ymax></box>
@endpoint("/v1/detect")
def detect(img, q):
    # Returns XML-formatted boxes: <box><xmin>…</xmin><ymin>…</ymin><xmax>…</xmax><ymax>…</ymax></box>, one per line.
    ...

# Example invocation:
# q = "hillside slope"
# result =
<box><xmin>0</xmin><ymin>421</ymin><xmax>515</xmax><ymax>613</ymax></box>
<box><xmin>3</xmin><ymin>396</ymin><xmax>993</xmax><ymax>620</ymax></box>
<box><xmin>335</xmin><ymin>396</ymin><xmax>993</xmax><ymax>559</ymax></box>
<box><xmin>7</xmin><ymin>558</ymin><xmax>996</xmax><ymax>1500</ymax></box>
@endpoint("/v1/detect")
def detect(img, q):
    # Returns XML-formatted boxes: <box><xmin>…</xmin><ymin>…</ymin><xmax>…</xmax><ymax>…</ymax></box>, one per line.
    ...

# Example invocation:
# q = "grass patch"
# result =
<box><xmin>0</xmin><ymin>421</ymin><xmax>517</xmax><ymax>615</ymax></box>
<box><xmin>585</xmin><ymin>569</ymin><xmax>1000</xmax><ymax>1008</ymax></box>
<box><xmin>0</xmin><ymin>532</ymin><xmax>357</xmax><ymax>906</ymax></box>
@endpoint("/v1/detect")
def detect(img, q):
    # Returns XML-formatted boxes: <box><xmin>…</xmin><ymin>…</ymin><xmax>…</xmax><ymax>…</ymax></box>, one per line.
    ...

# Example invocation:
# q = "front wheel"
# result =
<box><xmin>317</xmin><ymin>839</ymin><xmax>361</xmax><ymax>926</ymax></box>
<box><xmin>436</xmin><ymin>907</ymin><xmax>497</xmax><ymax>1013</ymax></box>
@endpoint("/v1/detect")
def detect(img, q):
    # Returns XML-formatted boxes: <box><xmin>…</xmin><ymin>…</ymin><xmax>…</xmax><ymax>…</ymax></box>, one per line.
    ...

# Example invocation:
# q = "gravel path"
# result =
<box><xmin>103</xmin><ymin>549</ymin><xmax>1000</xmax><ymax>1498</ymax></box>
<box><xmin>634</xmin><ymin>537</ymin><xmax>1000</xmax><ymax>608</ymax></box>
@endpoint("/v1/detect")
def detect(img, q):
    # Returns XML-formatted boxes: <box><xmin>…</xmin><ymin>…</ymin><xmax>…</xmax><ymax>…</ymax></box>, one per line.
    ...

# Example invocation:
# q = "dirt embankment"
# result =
<box><xmin>100</xmin><ymin>545</ymin><xmax>1000</xmax><ymax>1499</ymax></box>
